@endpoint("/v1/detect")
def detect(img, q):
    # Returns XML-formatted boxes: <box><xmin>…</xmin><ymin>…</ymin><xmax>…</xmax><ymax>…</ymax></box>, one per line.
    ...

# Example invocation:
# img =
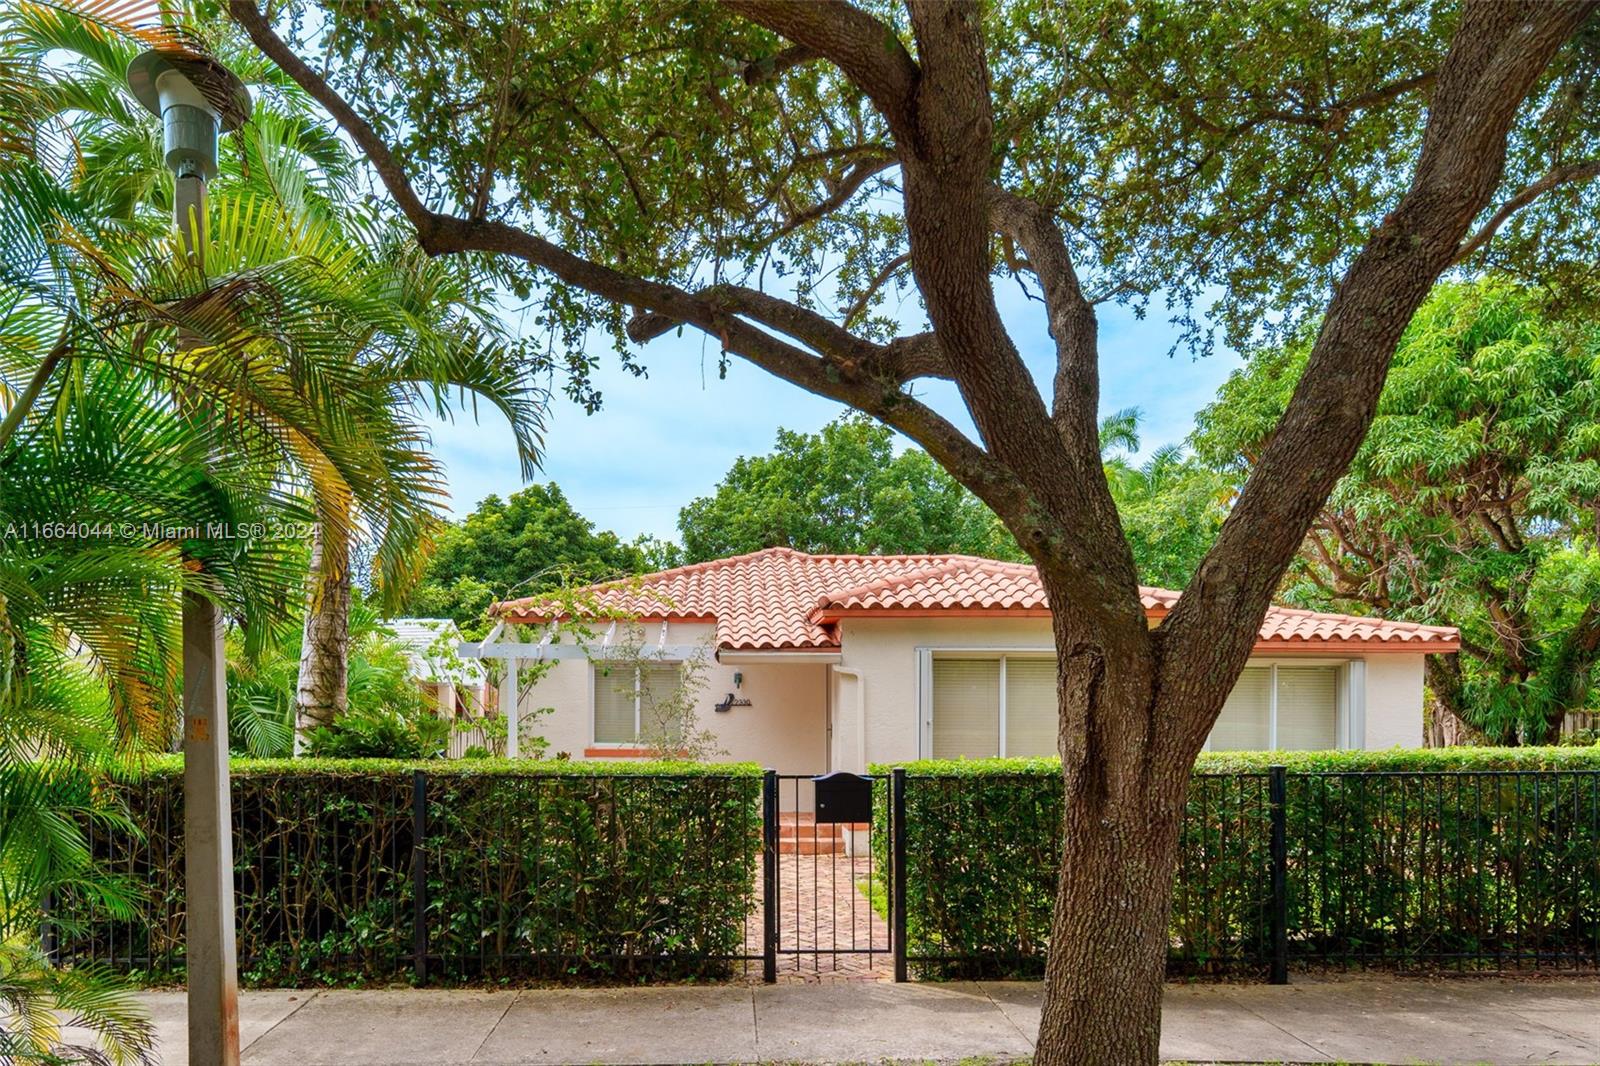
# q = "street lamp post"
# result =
<box><xmin>127</xmin><ymin>49</ymin><xmax>252</xmax><ymax>1066</ymax></box>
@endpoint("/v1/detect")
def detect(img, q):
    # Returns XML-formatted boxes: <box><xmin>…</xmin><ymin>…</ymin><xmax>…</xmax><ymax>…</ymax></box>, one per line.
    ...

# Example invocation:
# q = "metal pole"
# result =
<box><xmin>762</xmin><ymin>769</ymin><xmax>777</xmax><ymax>983</ymax></box>
<box><xmin>127</xmin><ymin>51</ymin><xmax>251</xmax><ymax>1066</ymax></box>
<box><xmin>891</xmin><ymin>767</ymin><xmax>908</xmax><ymax>983</ymax></box>
<box><xmin>412</xmin><ymin>770</ymin><xmax>428</xmax><ymax>985</ymax></box>
<box><xmin>1269</xmin><ymin>764</ymin><xmax>1289</xmax><ymax>985</ymax></box>
<box><xmin>176</xmin><ymin>167</ymin><xmax>241</xmax><ymax>1066</ymax></box>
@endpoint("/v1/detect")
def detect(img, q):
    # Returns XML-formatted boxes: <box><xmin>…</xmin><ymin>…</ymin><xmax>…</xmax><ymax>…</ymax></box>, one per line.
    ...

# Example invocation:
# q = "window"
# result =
<box><xmin>930</xmin><ymin>656</ymin><xmax>1057</xmax><ymax>759</ymax></box>
<box><xmin>1206</xmin><ymin>664</ymin><xmax>1341</xmax><ymax>751</ymax></box>
<box><xmin>926</xmin><ymin>653</ymin><xmax>1346</xmax><ymax>757</ymax></box>
<box><xmin>593</xmin><ymin>662</ymin><xmax>683</xmax><ymax>744</ymax></box>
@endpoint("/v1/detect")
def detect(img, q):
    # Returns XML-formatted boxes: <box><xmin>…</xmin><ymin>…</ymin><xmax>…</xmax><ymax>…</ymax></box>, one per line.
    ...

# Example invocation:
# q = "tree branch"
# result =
<box><xmin>771</xmin><ymin>155</ymin><xmax>895</xmax><ymax>240</ymax></box>
<box><xmin>229</xmin><ymin>0</ymin><xmax>1002</xmax><ymax>506</ymax></box>
<box><xmin>721</xmin><ymin>0</ymin><xmax>921</xmax><ymax>144</ymax></box>
<box><xmin>989</xmin><ymin>188</ymin><xmax>1100</xmax><ymax>457</ymax></box>
<box><xmin>1158</xmin><ymin>0</ymin><xmax>1599</xmax><ymax>755</ymax></box>
<box><xmin>740</xmin><ymin>44</ymin><xmax>819</xmax><ymax>85</ymax></box>
<box><xmin>842</xmin><ymin>250</ymin><xmax>911</xmax><ymax>327</ymax></box>
<box><xmin>1453</xmin><ymin>158</ymin><xmax>1600</xmax><ymax>264</ymax></box>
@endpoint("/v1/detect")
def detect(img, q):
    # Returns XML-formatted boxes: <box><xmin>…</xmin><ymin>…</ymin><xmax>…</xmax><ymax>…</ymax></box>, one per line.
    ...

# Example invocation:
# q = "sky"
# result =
<box><xmin>421</xmin><ymin>283</ymin><xmax>1245</xmax><ymax>544</ymax></box>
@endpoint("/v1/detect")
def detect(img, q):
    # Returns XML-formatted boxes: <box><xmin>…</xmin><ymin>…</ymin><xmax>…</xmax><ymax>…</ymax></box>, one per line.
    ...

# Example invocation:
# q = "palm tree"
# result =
<box><xmin>0</xmin><ymin>4</ymin><xmax>539</xmax><ymax>1057</ymax></box>
<box><xmin>6</xmin><ymin>0</ymin><xmax>546</xmax><ymax>744</ymax></box>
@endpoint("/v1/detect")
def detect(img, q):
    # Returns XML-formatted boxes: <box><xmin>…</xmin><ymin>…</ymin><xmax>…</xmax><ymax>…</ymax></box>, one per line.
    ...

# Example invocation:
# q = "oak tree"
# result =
<box><xmin>229</xmin><ymin>1</ymin><xmax>1600</xmax><ymax>1061</ymax></box>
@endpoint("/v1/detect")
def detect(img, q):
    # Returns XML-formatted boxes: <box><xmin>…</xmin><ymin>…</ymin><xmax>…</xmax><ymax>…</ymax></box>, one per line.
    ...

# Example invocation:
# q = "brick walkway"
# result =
<box><xmin>743</xmin><ymin>853</ymin><xmax>892</xmax><ymax>982</ymax></box>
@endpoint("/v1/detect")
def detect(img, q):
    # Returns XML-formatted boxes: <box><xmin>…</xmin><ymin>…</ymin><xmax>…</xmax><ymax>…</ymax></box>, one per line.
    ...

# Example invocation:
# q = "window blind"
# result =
<box><xmin>592</xmin><ymin>664</ymin><xmax>638</xmax><ymax>743</ymax></box>
<box><xmin>931</xmin><ymin>658</ymin><xmax>1001</xmax><ymax>759</ymax></box>
<box><xmin>638</xmin><ymin>662</ymin><xmax>686</xmax><ymax>743</ymax></box>
<box><xmin>1209</xmin><ymin>666</ymin><xmax>1271</xmax><ymax>750</ymax></box>
<box><xmin>1004</xmin><ymin>658</ymin><xmax>1058</xmax><ymax>757</ymax></box>
<box><xmin>1275</xmin><ymin>665</ymin><xmax>1338</xmax><ymax>749</ymax></box>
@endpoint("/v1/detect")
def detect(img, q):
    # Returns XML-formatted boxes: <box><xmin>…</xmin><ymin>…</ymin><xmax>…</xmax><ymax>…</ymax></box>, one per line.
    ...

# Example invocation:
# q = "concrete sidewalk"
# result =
<box><xmin>121</xmin><ymin>977</ymin><xmax>1598</xmax><ymax>1065</ymax></box>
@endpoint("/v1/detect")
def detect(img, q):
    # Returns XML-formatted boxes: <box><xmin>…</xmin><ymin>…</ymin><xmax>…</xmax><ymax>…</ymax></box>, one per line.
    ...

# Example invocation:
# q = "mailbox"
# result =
<box><xmin>812</xmin><ymin>771</ymin><xmax>873</xmax><ymax>824</ymax></box>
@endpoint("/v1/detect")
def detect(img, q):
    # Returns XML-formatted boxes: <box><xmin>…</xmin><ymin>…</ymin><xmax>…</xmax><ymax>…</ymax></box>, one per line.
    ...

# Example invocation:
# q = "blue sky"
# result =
<box><xmin>421</xmin><ymin>285</ymin><xmax>1244</xmax><ymax>543</ymax></box>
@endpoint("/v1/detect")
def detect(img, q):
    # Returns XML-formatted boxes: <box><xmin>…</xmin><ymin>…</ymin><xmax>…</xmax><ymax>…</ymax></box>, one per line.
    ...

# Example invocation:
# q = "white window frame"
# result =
<box><xmin>917</xmin><ymin>647</ymin><xmax>1055</xmax><ymax>759</ymax></box>
<box><xmin>1202</xmin><ymin>659</ymin><xmax>1360</xmax><ymax>753</ymax></box>
<box><xmin>591</xmin><ymin>661</ymin><xmax>680</xmax><ymax>746</ymax></box>
<box><xmin>918</xmin><ymin>647</ymin><xmax>1365</xmax><ymax>756</ymax></box>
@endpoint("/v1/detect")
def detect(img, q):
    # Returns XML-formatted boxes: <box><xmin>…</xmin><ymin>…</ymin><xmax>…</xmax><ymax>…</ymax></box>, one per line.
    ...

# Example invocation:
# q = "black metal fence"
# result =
<box><xmin>54</xmin><ymin>766</ymin><xmax>763</xmax><ymax>985</ymax></box>
<box><xmin>886</xmin><ymin>767</ymin><xmax>1600</xmax><ymax>979</ymax></box>
<box><xmin>50</xmin><ymin>764</ymin><xmax>1600</xmax><ymax>985</ymax></box>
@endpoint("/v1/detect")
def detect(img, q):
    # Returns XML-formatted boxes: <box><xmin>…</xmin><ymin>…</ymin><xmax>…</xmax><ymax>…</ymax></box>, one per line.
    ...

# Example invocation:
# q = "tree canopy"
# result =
<box><xmin>1195</xmin><ymin>279</ymin><xmax>1600</xmax><ymax>743</ymax></box>
<box><xmin>677</xmin><ymin>415</ymin><xmax>1023</xmax><ymax>561</ymax></box>
<box><xmin>406</xmin><ymin>483</ymin><xmax>658</xmax><ymax>629</ymax></box>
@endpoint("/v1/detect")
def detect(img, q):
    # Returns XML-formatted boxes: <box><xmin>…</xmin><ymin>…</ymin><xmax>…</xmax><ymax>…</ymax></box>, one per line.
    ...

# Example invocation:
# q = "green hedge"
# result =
<box><xmin>873</xmin><ymin>748</ymin><xmax>1600</xmax><ymax>977</ymax></box>
<box><xmin>60</xmin><ymin>760</ymin><xmax>761</xmax><ymax>986</ymax></box>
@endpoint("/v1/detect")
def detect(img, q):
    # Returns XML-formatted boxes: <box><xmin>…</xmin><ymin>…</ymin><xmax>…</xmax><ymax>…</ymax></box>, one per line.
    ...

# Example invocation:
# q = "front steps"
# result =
<box><xmin>778</xmin><ymin>812</ymin><xmax>845</xmax><ymax>854</ymax></box>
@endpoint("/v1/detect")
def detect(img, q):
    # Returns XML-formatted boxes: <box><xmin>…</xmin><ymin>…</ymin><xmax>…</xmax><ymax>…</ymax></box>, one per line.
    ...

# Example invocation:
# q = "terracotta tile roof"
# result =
<box><xmin>496</xmin><ymin>547</ymin><xmax>1460</xmax><ymax>653</ymax></box>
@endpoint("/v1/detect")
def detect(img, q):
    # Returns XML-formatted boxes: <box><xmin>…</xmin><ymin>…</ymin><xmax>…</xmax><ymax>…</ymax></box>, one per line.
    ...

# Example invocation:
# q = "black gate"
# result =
<box><xmin>761</xmin><ymin>770</ymin><xmax>903</xmax><ymax>980</ymax></box>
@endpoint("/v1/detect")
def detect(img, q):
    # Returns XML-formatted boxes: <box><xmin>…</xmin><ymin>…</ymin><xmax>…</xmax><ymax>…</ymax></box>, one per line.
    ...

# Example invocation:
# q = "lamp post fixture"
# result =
<box><xmin>127</xmin><ymin>48</ymin><xmax>251</xmax><ymax>1066</ymax></box>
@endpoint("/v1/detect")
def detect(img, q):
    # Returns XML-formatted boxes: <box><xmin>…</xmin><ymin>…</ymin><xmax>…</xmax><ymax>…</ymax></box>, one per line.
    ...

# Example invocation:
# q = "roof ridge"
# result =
<box><xmin>811</xmin><ymin>557</ymin><xmax>989</xmax><ymax>610</ymax></box>
<box><xmin>1258</xmin><ymin>601</ymin><xmax>1458</xmax><ymax>632</ymax></box>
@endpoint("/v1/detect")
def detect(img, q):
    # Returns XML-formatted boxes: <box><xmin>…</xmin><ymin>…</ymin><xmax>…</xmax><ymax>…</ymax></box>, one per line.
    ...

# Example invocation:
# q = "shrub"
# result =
<box><xmin>873</xmin><ymin>748</ymin><xmax>1600</xmax><ymax>978</ymax></box>
<box><xmin>58</xmin><ymin>759</ymin><xmax>761</xmax><ymax>986</ymax></box>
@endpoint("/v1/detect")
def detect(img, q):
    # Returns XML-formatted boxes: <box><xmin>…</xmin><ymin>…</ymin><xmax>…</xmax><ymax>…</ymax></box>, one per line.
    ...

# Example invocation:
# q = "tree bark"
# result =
<box><xmin>1031</xmin><ymin>567</ymin><xmax>1185</xmax><ymax>1066</ymax></box>
<box><xmin>294</xmin><ymin>524</ymin><xmax>350</xmax><ymax>749</ymax></box>
<box><xmin>1038</xmin><ymin>726</ymin><xmax>1186</xmax><ymax>1064</ymax></box>
<box><xmin>1424</xmin><ymin>654</ymin><xmax>1478</xmax><ymax>747</ymax></box>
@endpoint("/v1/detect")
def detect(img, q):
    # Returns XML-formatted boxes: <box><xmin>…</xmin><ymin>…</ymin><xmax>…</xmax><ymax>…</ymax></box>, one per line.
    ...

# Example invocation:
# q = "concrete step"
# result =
<box><xmin>780</xmin><ymin>838</ymin><xmax>845</xmax><ymax>855</ymax></box>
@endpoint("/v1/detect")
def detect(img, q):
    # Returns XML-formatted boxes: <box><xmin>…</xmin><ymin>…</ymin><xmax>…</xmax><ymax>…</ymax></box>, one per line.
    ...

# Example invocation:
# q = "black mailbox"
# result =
<box><xmin>812</xmin><ymin>771</ymin><xmax>873</xmax><ymax>824</ymax></box>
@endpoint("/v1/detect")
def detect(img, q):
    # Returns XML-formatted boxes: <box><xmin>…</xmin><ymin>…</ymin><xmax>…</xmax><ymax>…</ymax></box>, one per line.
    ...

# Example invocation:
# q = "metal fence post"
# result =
<box><xmin>762</xmin><ymin>769</ymin><xmax>778</xmax><ymax>983</ymax></box>
<box><xmin>1268</xmin><ymin>764</ymin><xmax>1288</xmax><ymax>985</ymax></box>
<box><xmin>891</xmin><ymin>767</ymin><xmax>908</xmax><ymax>983</ymax></box>
<box><xmin>411</xmin><ymin>770</ymin><xmax>428</xmax><ymax>986</ymax></box>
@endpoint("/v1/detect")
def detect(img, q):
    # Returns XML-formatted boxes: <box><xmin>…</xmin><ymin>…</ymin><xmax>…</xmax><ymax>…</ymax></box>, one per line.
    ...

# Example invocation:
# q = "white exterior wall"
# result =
<box><xmin>837</xmin><ymin>617</ymin><xmax>1056</xmax><ymax>767</ymax></box>
<box><xmin>500</xmin><ymin>616</ymin><xmax>1432</xmax><ymax>767</ymax></box>
<box><xmin>833</xmin><ymin>617</ymin><xmax>1432</xmax><ymax>764</ymax></box>
<box><xmin>514</xmin><ymin>621</ymin><xmax>828</xmax><ymax>771</ymax></box>
<box><xmin>1362</xmin><ymin>653</ymin><xmax>1426</xmax><ymax>748</ymax></box>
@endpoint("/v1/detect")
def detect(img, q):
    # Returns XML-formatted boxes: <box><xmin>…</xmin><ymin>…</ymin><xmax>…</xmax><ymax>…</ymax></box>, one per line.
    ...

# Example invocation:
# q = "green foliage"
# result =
<box><xmin>873</xmin><ymin>750</ymin><xmax>1600</xmax><ymax>978</ymax></box>
<box><xmin>1194</xmin><ymin>280</ymin><xmax>1600</xmax><ymax>742</ymax></box>
<box><xmin>0</xmin><ymin>763</ymin><xmax>156</xmax><ymax>1065</ymax></box>
<box><xmin>678</xmin><ymin>415</ymin><xmax>1023</xmax><ymax>563</ymax></box>
<box><xmin>300</xmin><ymin>0</ymin><xmax>1599</xmax><ymax>377</ymax></box>
<box><xmin>406</xmin><ymin>483</ymin><xmax>660</xmax><ymax>632</ymax></box>
<box><xmin>58</xmin><ymin>761</ymin><xmax>760</xmax><ymax>986</ymax></box>
<box><xmin>1101</xmin><ymin>412</ymin><xmax>1232</xmax><ymax>589</ymax></box>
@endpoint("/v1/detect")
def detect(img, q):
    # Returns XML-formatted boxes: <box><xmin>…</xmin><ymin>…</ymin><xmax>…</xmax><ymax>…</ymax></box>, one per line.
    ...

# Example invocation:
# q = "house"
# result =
<box><xmin>386</xmin><ymin>617</ymin><xmax>490</xmax><ymax>718</ymax></box>
<box><xmin>462</xmin><ymin>547</ymin><xmax>1459</xmax><ymax>771</ymax></box>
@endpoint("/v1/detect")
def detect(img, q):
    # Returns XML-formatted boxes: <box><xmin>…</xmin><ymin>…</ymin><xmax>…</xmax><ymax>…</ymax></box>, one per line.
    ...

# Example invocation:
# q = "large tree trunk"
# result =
<box><xmin>1036</xmin><ymin>760</ymin><xmax>1186</xmax><ymax>1064</ymax></box>
<box><xmin>1424</xmin><ymin>654</ymin><xmax>1480</xmax><ymax>747</ymax></box>
<box><xmin>294</xmin><ymin>524</ymin><xmax>350</xmax><ymax>750</ymax></box>
<box><xmin>1031</xmin><ymin>577</ymin><xmax>1195</xmax><ymax>1066</ymax></box>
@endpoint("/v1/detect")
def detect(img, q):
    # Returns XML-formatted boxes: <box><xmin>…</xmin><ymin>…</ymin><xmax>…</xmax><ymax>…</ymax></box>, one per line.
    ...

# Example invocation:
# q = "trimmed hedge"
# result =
<box><xmin>60</xmin><ymin>760</ymin><xmax>761</xmax><ymax>986</ymax></box>
<box><xmin>873</xmin><ymin>748</ymin><xmax>1600</xmax><ymax>977</ymax></box>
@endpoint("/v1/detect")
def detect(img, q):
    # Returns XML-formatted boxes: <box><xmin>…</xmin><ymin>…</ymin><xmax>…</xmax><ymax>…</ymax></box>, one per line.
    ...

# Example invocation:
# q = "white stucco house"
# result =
<box><xmin>387</xmin><ymin>617</ymin><xmax>489</xmax><ymax>717</ymax></box>
<box><xmin>460</xmin><ymin>547</ymin><xmax>1459</xmax><ymax>771</ymax></box>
